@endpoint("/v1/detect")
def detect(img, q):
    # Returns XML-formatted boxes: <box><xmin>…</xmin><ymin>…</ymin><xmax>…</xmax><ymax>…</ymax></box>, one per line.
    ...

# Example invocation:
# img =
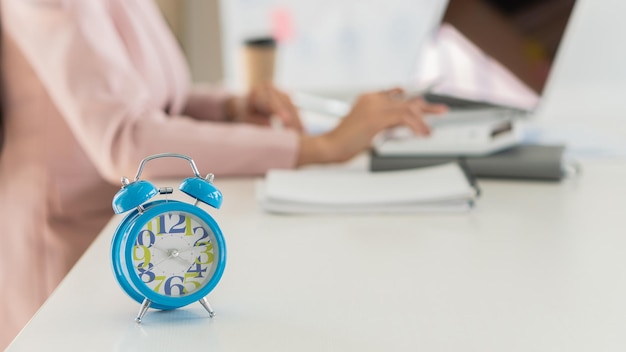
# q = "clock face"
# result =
<box><xmin>131</xmin><ymin>211</ymin><xmax>218</xmax><ymax>297</ymax></box>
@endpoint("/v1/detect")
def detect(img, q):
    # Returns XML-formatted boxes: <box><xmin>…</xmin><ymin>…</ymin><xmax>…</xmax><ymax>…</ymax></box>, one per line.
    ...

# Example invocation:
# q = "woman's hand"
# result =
<box><xmin>297</xmin><ymin>88</ymin><xmax>447</xmax><ymax>166</ymax></box>
<box><xmin>226</xmin><ymin>83</ymin><xmax>304</xmax><ymax>133</ymax></box>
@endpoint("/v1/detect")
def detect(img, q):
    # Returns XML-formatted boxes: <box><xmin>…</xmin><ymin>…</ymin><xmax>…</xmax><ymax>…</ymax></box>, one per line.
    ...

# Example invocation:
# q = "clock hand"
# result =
<box><xmin>150</xmin><ymin>245</ymin><xmax>169</xmax><ymax>255</ymax></box>
<box><xmin>141</xmin><ymin>255</ymin><xmax>172</xmax><ymax>273</ymax></box>
<box><xmin>141</xmin><ymin>247</ymin><xmax>189</xmax><ymax>273</ymax></box>
<box><xmin>141</xmin><ymin>244</ymin><xmax>210</xmax><ymax>272</ymax></box>
<box><xmin>178</xmin><ymin>242</ymin><xmax>212</xmax><ymax>254</ymax></box>
<box><xmin>174</xmin><ymin>256</ymin><xmax>195</xmax><ymax>268</ymax></box>
<box><xmin>161</xmin><ymin>248</ymin><xmax>197</xmax><ymax>270</ymax></box>
<box><xmin>152</xmin><ymin>245</ymin><xmax>195</xmax><ymax>262</ymax></box>
<box><xmin>152</xmin><ymin>242</ymin><xmax>210</xmax><ymax>255</ymax></box>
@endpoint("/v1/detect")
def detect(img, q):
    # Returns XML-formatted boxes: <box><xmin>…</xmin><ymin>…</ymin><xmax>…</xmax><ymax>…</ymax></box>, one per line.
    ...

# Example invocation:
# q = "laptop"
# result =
<box><xmin>372</xmin><ymin>0</ymin><xmax>579</xmax><ymax>156</ymax></box>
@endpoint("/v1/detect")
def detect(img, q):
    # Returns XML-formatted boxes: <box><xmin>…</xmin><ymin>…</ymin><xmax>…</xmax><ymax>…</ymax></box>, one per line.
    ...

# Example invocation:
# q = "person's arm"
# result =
<box><xmin>298</xmin><ymin>90</ymin><xmax>448</xmax><ymax>166</ymax></box>
<box><xmin>4</xmin><ymin>0</ymin><xmax>299</xmax><ymax>181</ymax></box>
<box><xmin>183</xmin><ymin>83</ymin><xmax>304</xmax><ymax>134</ymax></box>
<box><xmin>182</xmin><ymin>84</ymin><xmax>233</xmax><ymax>122</ymax></box>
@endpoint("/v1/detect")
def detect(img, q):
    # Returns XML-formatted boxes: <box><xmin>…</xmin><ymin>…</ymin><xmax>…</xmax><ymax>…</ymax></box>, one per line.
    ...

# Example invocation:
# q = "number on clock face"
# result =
<box><xmin>132</xmin><ymin>212</ymin><xmax>216</xmax><ymax>297</ymax></box>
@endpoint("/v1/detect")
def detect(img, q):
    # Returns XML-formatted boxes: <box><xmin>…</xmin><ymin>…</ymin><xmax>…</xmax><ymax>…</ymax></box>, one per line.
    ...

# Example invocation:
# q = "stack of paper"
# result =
<box><xmin>257</xmin><ymin>163</ymin><xmax>478</xmax><ymax>214</ymax></box>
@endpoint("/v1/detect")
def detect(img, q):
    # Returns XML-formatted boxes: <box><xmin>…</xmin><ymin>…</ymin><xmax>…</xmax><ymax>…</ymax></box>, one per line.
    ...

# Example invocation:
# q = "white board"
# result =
<box><xmin>219</xmin><ymin>0</ymin><xmax>448</xmax><ymax>93</ymax></box>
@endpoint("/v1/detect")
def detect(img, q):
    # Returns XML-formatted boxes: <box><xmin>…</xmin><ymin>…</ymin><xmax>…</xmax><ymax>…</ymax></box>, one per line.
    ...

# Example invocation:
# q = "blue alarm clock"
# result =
<box><xmin>110</xmin><ymin>153</ymin><xmax>226</xmax><ymax>323</ymax></box>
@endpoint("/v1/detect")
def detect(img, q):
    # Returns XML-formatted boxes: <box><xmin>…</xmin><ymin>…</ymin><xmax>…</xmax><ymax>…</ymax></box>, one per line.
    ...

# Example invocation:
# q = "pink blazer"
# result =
<box><xmin>0</xmin><ymin>0</ymin><xmax>298</xmax><ymax>347</ymax></box>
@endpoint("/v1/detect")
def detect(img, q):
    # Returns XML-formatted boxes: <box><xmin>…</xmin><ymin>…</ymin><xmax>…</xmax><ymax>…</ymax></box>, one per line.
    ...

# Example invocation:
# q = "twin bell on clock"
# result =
<box><xmin>110</xmin><ymin>153</ymin><xmax>227</xmax><ymax>323</ymax></box>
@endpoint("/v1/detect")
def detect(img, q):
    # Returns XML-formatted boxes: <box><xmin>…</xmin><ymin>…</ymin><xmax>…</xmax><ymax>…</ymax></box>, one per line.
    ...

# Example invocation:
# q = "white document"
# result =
<box><xmin>373</xmin><ymin>115</ymin><xmax>524</xmax><ymax>157</ymax></box>
<box><xmin>257</xmin><ymin>163</ymin><xmax>478</xmax><ymax>214</ymax></box>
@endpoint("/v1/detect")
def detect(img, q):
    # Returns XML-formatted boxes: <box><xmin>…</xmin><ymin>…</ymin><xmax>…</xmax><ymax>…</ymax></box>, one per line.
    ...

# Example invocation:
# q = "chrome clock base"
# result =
<box><xmin>135</xmin><ymin>298</ymin><xmax>152</xmax><ymax>324</ymax></box>
<box><xmin>199</xmin><ymin>296</ymin><xmax>216</xmax><ymax>318</ymax></box>
<box><xmin>134</xmin><ymin>296</ymin><xmax>216</xmax><ymax>323</ymax></box>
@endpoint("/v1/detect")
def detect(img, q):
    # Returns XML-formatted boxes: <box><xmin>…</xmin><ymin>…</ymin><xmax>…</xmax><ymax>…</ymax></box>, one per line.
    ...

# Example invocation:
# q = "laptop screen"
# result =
<box><xmin>419</xmin><ymin>0</ymin><xmax>577</xmax><ymax>110</ymax></box>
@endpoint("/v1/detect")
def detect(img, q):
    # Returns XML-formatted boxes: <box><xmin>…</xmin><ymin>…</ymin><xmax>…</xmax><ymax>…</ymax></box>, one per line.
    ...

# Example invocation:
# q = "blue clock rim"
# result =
<box><xmin>119</xmin><ymin>201</ymin><xmax>226</xmax><ymax>308</ymax></box>
<box><xmin>111</xmin><ymin>202</ymin><xmax>170</xmax><ymax>310</ymax></box>
<box><xmin>111</xmin><ymin>208</ymin><xmax>161</xmax><ymax>310</ymax></box>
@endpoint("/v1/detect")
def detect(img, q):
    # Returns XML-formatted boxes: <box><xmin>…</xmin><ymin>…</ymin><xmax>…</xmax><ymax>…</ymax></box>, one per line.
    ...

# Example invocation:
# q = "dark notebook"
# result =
<box><xmin>370</xmin><ymin>144</ymin><xmax>567</xmax><ymax>181</ymax></box>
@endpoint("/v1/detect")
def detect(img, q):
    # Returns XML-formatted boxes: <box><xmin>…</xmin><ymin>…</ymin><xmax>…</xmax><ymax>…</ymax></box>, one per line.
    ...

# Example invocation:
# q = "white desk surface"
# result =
<box><xmin>7</xmin><ymin>158</ymin><xmax>626</xmax><ymax>351</ymax></box>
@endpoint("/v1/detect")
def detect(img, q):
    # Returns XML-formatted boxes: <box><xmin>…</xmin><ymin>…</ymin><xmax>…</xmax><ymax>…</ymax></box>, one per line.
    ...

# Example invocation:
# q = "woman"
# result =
<box><xmin>0</xmin><ymin>0</ymin><xmax>445</xmax><ymax>348</ymax></box>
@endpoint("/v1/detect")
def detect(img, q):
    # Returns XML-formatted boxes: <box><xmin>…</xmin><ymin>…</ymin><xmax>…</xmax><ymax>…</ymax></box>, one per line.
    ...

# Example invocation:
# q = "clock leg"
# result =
<box><xmin>198</xmin><ymin>297</ymin><xmax>216</xmax><ymax>318</ymax></box>
<box><xmin>135</xmin><ymin>298</ymin><xmax>152</xmax><ymax>324</ymax></box>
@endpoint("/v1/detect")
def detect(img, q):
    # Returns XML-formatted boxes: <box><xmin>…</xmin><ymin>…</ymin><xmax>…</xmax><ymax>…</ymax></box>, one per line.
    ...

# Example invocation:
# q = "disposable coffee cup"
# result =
<box><xmin>243</xmin><ymin>36</ymin><xmax>276</xmax><ymax>90</ymax></box>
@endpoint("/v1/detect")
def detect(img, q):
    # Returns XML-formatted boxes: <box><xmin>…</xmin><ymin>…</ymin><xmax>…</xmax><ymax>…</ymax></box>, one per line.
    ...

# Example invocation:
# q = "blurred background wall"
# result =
<box><xmin>154</xmin><ymin>0</ymin><xmax>224</xmax><ymax>83</ymax></box>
